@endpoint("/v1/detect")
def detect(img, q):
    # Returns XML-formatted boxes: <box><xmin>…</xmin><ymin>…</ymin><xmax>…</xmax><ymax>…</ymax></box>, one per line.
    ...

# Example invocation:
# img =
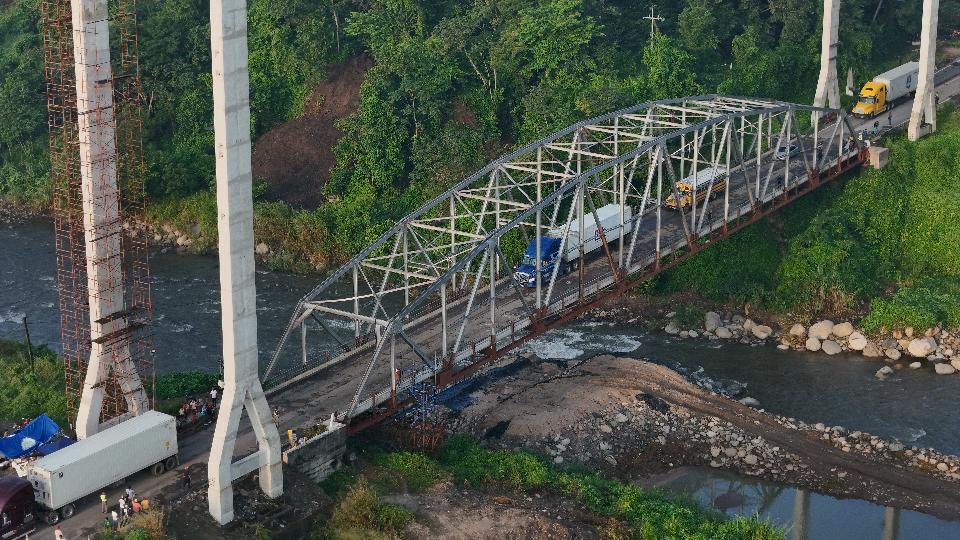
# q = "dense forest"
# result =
<box><xmin>1</xmin><ymin>0</ymin><xmax>959</xmax><ymax>327</ymax></box>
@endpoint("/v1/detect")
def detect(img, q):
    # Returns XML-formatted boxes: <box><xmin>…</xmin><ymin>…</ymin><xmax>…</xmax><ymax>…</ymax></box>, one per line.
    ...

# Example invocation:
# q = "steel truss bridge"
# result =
<box><xmin>264</xmin><ymin>95</ymin><xmax>866</xmax><ymax>430</ymax></box>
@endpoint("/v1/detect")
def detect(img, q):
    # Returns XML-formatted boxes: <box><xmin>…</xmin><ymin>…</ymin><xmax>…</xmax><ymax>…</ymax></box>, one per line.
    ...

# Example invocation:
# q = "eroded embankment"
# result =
<box><xmin>442</xmin><ymin>354</ymin><xmax>960</xmax><ymax>520</ymax></box>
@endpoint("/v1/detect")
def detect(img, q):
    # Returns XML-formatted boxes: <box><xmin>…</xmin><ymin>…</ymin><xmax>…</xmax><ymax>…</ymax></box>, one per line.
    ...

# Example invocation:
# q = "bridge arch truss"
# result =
<box><xmin>264</xmin><ymin>95</ymin><xmax>865</xmax><ymax>427</ymax></box>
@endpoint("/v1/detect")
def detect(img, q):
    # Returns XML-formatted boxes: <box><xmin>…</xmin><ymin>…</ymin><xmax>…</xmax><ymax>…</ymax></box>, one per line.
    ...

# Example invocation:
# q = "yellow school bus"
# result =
<box><xmin>664</xmin><ymin>167</ymin><xmax>727</xmax><ymax>210</ymax></box>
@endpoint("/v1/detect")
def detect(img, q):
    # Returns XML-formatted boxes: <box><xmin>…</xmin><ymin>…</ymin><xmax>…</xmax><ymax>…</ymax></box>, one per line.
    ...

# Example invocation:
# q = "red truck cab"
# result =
<box><xmin>0</xmin><ymin>476</ymin><xmax>37</xmax><ymax>539</ymax></box>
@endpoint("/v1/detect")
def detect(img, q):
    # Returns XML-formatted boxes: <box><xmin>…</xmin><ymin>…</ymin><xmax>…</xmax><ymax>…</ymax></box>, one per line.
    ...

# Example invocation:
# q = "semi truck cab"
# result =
<box><xmin>853</xmin><ymin>82</ymin><xmax>887</xmax><ymax>117</ymax></box>
<box><xmin>0</xmin><ymin>477</ymin><xmax>37</xmax><ymax>539</ymax></box>
<box><xmin>513</xmin><ymin>236</ymin><xmax>564</xmax><ymax>288</ymax></box>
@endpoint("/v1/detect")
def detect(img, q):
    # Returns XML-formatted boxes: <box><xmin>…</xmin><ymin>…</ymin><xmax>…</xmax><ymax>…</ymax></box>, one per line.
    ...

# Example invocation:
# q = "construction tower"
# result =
<box><xmin>41</xmin><ymin>0</ymin><xmax>154</xmax><ymax>437</ymax></box>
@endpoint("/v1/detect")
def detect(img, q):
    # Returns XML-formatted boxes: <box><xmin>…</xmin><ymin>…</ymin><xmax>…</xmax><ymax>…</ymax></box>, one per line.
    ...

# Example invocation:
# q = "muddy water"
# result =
<box><xmin>0</xmin><ymin>219</ymin><xmax>374</xmax><ymax>374</ymax></box>
<box><xmin>642</xmin><ymin>467</ymin><xmax>960</xmax><ymax>539</ymax></box>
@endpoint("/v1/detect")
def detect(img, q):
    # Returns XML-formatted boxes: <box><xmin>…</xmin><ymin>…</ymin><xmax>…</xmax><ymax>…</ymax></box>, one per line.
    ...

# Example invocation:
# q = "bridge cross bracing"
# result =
<box><xmin>265</xmin><ymin>95</ymin><xmax>864</xmax><ymax>429</ymax></box>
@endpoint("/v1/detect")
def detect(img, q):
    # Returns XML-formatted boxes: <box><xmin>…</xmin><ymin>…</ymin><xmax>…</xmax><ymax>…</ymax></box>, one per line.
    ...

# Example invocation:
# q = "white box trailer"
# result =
<box><xmin>874</xmin><ymin>62</ymin><xmax>920</xmax><ymax>102</ymax></box>
<box><xmin>23</xmin><ymin>411</ymin><xmax>178</xmax><ymax>517</ymax></box>
<box><xmin>548</xmin><ymin>203</ymin><xmax>633</xmax><ymax>263</ymax></box>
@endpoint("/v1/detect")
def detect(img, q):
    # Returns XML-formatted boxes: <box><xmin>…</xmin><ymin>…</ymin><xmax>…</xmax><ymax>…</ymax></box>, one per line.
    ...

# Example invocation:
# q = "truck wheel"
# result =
<box><xmin>44</xmin><ymin>511</ymin><xmax>60</xmax><ymax>525</ymax></box>
<box><xmin>165</xmin><ymin>456</ymin><xmax>179</xmax><ymax>471</ymax></box>
<box><xmin>60</xmin><ymin>504</ymin><xmax>75</xmax><ymax>519</ymax></box>
<box><xmin>151</xmin><ymin>462</ymin><xmax>166</xmax><ymax>476</ymax></box>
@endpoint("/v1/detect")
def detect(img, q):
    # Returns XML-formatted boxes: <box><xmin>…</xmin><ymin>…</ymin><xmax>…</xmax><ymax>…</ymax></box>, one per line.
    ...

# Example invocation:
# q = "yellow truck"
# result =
<box><xmin>851</xmin><ymin>62</ymin><xmax>919</xmax><ymax>118</ymax></box>
<box><xmin>664</xmin><ymin>167</ymin><xmax>727</xmax><ymax>210</ymax></box>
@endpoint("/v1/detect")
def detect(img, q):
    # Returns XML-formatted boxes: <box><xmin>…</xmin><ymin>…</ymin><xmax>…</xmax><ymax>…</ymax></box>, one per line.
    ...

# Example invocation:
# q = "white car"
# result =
<box><xmin>775</xmin><ymin>144</ymin><xmax>798</xmax><ymax>160</ymax></box>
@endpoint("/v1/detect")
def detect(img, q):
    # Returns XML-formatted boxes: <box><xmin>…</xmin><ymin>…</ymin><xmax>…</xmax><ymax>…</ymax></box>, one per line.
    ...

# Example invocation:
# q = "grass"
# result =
<box><xmin>0</xmin><ymin>339</ymin><xmax>67</xmax><ymax>426</ymax></box>
<box><xmin>0</xmin><ymin>339</ymin><xmax>219</xmax><ymax>429</ymax></box>
<box><xmin>317</xmin><ymin>436</ymin><xmax>783</xmax><ymax>539</ymax></box>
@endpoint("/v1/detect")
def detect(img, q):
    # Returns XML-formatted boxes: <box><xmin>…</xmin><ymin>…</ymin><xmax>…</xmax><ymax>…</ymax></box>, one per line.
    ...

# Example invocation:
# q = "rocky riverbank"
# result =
<box><xmin>589</xmin><ymin>300</ymin><xmax>960</xmax><ymax>379</ymax></box>
<box><xmin>437</xmin><ymin>354</ymin><xmax>960</xmax><ymax>519</ymax></box>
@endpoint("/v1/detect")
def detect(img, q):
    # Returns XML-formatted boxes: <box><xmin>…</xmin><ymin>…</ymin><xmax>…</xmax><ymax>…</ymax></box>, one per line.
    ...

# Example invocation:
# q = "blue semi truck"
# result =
<box><xmin>513</xmin><ymin>203</ymin><xmax>632</xmax><ymax>288</ymax></box>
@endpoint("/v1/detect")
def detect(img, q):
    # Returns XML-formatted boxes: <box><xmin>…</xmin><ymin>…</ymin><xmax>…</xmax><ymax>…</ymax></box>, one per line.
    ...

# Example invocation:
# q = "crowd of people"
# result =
<box><xmin>100</xmin><ymin>486</ymin><xmax>151</xmax><ymax>531</ymax></box>
<box><xmin>174</xmin><ymin>387</ymin><xmax>219</xmax><ymax>430</ymax></box>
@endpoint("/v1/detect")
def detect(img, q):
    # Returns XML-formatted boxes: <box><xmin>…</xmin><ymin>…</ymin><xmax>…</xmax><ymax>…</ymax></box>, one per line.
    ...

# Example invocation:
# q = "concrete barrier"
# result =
<box><xmin>281</xmin><ymin>422</ymin><xmax>347</xmax><ymax>483</ymax></box>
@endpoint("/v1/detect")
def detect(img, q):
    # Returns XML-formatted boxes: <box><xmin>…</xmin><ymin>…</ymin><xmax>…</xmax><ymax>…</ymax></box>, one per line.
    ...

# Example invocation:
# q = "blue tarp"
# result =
<box><xmin>0</xmin><ymin>414</ymin><xmax>61</xmax><ymax>459</ymax></box>
<box><xmin>36</xmin><ymin>436</ymin><xmax>74</xmax><ymax>456</ymax></box>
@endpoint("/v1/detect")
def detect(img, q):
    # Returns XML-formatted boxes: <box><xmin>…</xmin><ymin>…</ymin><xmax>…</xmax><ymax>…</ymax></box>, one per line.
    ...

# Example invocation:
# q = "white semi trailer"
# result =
<box><xmin>1</xmin><ymin>411</ymin><xmax>179</xmax><ymax>529</ymax></box>
<box><xmin>514</xmin><ymin>203</ymin><xmax>633</xmax><ymax>287</ymax></box>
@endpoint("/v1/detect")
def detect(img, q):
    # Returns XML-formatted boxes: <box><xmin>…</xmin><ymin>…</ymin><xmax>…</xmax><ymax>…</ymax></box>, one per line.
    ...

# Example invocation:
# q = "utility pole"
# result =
<box><xmin>644</xmin><ymin>6</ymin><xmax>664</xmax><ymax>37</ymax></box>
<box><xmin>813</xmin><ymin>0</ymin><xmax>841</xmax><ymax>124</ymax></box>
<box><xmin>908</xmin><ymin>0</ymin><xmax>940</xmax><ymax>141</ymax></box>
<box><xmin>22</xmin><ymin>316</ymin><xmax>35</xmax><ymax>374</ymax></box>
<box><xmin>207</xmin><ymin>0</ymin><xmax>283</xmax><ymax>525</ymax></box>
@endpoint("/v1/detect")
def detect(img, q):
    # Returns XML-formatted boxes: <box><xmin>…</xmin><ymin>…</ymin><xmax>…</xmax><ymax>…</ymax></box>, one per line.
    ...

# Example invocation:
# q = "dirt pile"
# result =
<box><xmin>252</xmin><ymin>55</ymin><xmax>373</xmax><ymax>208</ymax></box>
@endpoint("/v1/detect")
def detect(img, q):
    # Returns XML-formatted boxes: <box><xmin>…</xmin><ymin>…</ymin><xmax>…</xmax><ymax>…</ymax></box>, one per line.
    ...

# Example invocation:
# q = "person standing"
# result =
<box><xmin>100</xmin><ymin>490</ymin><xmax>108</xmax><ymax>513</ymax></box>
<box><xmin>183</xmin><ymin>467</ymin><xmax>192</xmax><ymax>488</ymax></box>
<box><xmin>111</xmin><ymin>508</ymin><xmax>119</xmax><ymax>530</ymax></box>
<box><xmin>125</xmin><ymin>486</ymin><xmax>135</xmax><ymax>501</ymax></box>
<box><xmin>210</xmin><ymin>386</ymin><xmax>218</xmax><ymax>403</ymax></box>
<box><xmin>53</xmin><ymin>524</ymin><xmax>65</xmax><ymax>540</ymax></box>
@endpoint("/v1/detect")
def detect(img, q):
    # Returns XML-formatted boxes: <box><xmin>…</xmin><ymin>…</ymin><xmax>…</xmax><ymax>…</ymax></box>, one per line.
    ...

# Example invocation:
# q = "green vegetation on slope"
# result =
<box><xmin>0</xmin><ymin>340</ymin><xmax>68</xmax><ymax>427</ymax></box>
<box><xmin>654</xmin><ymin>106</ymin><xmax>960</xmax><ymax>331</ymax></box>
<box><xmin>0</xmin><ymin>338</ymin><xmax>218</xmax><ymax>429</ymax></box>
<box><xmin>314</xmin><ymin>436</ymin><xmax>783</xmax><ymax>539</ymax></box>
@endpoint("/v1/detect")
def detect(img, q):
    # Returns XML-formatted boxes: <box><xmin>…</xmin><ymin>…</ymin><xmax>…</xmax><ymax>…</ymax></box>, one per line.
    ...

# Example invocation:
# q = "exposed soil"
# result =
<box><xmin>252</xmin><ymin>55</ymin><xmax>373</xmax><ymax>208</ymax></box>
<box><xmin>387</xmin><ymin>483</ymin><xmax>606</xmax><ymax>539</ymax></box>
<box><xmin>444</xmin><ymin>354</ymin><xmax>960</xmax><ymax>521</ymax></box>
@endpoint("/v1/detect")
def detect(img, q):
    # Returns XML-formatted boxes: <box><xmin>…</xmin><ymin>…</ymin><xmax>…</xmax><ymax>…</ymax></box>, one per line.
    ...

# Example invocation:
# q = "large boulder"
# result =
<box><xmin>951</xmin><ymin>358</ymin><xmax>960</xmax><ymax>371</ymax></box>
<box><xmin>862</xmin><ymin>343</ymin><xmax>883</xmax><ymax>358</ymax></box>
<box><xmin>664</xmin><ymin>321</ymin><xmax>680</xmax><ymax>334</ymax></box>
<box><xmin>789</xmin><ymin>324</ymin><xmax>806</xmax><ymax>337</ymax></box>
<box><xmin>704</xmin><ymin>311</ymin><xmax>721</xmax><ymax>332</ymax></box>
<box><xmin>715</xmin><ymin>326</ymin><xmax>733</xmax><ymax>339</ymax></box>
<box><xmin>742</xmin><ymin>319</ymin><xmax>756</xmax><ymax>331</ymax></box>
<box><xmin>847</xmin><ymin>332</ymin><xmax>868</xmax><ymax>351</ymax></box>
<box><xmin>875</xmin><ymin>366</ymin><xmax>894</xmax><ymax>379</ymax></box>
<box><xmin>809</xmin><ymin>320</ymin><xmax>834</xmax><ymax>340</ymax></box>
<box><xmin>885</xmin><ymin>348</ymin><xmax>902</xmax><ymax>361</ymax></box>
<box><xmin>832</xmin><ymin>322</ymin><xmax>854</xmax><ymax>338</ymax></box>
<box><xmin>934</xmin><ymin>363</ymin><xmax>956</xmax><ymax>375</ymax></box>
<box><xmin>907</xmin><ymin>337</ymin><xmax>937</xmax><ymax>358</ymax></box>
<box><xmin>805</xmin><ymin>337</ymin><xmax>822</xmax><ymax>352</ymax></box>
<box><xmin>752</xmin><ymin>325</ymin><xmax>773</xmax><ymax>340</ymax></box>
<box><xmin>821</xmin><ymin>340</ymin><xmax>842</xmax><ymax>355</ymax></box>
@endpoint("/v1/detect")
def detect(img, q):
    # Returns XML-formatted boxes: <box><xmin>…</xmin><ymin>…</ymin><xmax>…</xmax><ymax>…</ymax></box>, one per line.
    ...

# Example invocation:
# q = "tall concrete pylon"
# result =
<box><xmin>813</xmin><ymin>0</ymin><xmax>842</xmax><ymax>123</ymax></box>
<box><xmin>70</xmin><ymin>0</ymin><xmax>149</xmax><ymax>439</ymax></box>
<box><xmin>207</xmin><ymin>0</ymin><xmax>283</xmax><ymax>525</ymax></box>
<box><xmin>908</xmin><ymin>0</ymin><xmax>940</xmax><ymax>141</ymax></box>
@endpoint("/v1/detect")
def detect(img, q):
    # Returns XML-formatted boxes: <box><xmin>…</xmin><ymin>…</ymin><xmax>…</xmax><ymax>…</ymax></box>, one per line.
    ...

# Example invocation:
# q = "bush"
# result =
<box><xmin>376</xmin><ymin>451</ymin><xmax>446</xmax><ymax>492</ymax></box>
<box><xmin>326</xmin><ymin>478</ymin><xmax>412</xmax><ymax>538</ymax></box>
<box><xmin>153</xmin><ymin>371</ymin><xmax>219</xmax><ymax>400</ymax></box>
<box><xmin>0</xmin><ymin>340</ymin><xmax>67</xmax><ymax>426</ymax></box>
<box><xmin>861</xmin><ymin>279</ymin><xmax>960</xmax><ymax>332</ymax></box>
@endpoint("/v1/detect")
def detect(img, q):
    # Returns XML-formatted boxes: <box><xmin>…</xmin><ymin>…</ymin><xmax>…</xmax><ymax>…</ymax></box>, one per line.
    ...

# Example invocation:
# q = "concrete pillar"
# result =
<box><xmin>908</xmin><ymin>0</ymin><xmax>940</xmax><ymax>141</ymax></box>
<box><xmin>71</xmin><ymin>0</ymin><xmax>148</xmax><ymax>439</ymax></box>
<box><xmin>208</xmin><ymin>0</ymin><xmax>283</xmax><ymax>525</ymax></box>
<box><xmin>813</xmin><ymin>0</ymin><xmax>841</xmax><ymax>123</ymax></box>
<box><xmin>882</xmin><ymin>506</ymin><xmax>900</xmax><ymax>540</ymax></box>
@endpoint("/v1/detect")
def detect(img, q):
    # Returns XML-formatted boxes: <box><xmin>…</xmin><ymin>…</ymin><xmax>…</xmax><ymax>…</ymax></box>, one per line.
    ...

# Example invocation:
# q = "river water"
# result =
<box><xmin>2</xmin><ymin>219</ymin><xmax>959</xmax><ymax>537</ymax></box>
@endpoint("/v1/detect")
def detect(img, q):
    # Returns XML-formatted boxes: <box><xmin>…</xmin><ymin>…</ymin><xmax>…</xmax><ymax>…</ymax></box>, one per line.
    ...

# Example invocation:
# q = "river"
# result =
<box><xmin>2</xmin><ymin>219</ymin><xmax>959</xmax><ymax>537</ymax></box>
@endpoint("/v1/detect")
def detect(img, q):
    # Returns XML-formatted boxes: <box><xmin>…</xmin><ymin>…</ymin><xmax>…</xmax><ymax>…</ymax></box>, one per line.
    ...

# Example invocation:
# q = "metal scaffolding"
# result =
<box><xmin>265</xmin><ymin>95</ymin><xmax>864</xmax><ymax>429</ymax></box>
<box><xmin>41</xmin><ymin>0</ymin><xmax>153</xmax><ymax>433</ymax></box>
